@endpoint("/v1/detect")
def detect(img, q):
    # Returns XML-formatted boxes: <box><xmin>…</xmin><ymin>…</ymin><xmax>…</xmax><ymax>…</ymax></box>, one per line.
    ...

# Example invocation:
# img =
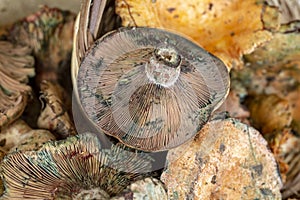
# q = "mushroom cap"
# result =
<box><xmin>77</xmin><ymin>27</ymin><xmax>230</xmax><ymax>151</ymax></box>
<box><xmin>0</xmin><ymin>133</ymin><xmax>152</xmax><ymax>199</ymax></box>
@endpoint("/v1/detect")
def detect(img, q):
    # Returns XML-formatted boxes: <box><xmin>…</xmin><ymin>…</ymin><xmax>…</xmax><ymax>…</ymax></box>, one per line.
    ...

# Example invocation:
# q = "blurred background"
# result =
<box><xmin>0</xmin><ymin>0</ymin><xmax>81</xmax><ymax>25</ymax></box>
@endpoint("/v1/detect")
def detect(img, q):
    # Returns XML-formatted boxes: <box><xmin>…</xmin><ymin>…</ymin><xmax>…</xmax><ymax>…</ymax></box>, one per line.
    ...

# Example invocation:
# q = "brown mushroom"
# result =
<box><xmin>161</xmin><ymin>118</ymin><xmax>282</xmax><ymax>199</ymax></box>
<box><xmin>0</xmin><ymin>132</ymin><xmax>152</xmax><ymax>199</ymax></box>
<box><xmin>76</xmin><ymin>27</ymin><xmax>230</xmax><ymax>152</ymax></box>
<box><xmin>8</xmin><ymin>6</ymin><xmax>75</xmax><ymax>91</ymax></box>
<box><xmin>0</xmin><ymin>149</ymin><xmax>5</xmax><ymax>196</ymax></box>
<box><xmin>0</xmin><ymin>120</ymin><xmax>55</xmax><ymax>197</ymax></box>
<box><xmin>0</xmin><ymin>41</ymin><xmax>34</xmax><ymax>129</ymax></box>
<box><xmin>37</xmin><ymin>80</ymin><xmax>76</xmax><ymax>139</ymax></box>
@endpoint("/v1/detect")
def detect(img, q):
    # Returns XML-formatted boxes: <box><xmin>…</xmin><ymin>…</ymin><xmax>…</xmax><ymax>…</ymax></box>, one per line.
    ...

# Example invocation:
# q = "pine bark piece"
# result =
<box><xmin>161</xmin><ymin>118</ymin><xmax>282</xmax><ymax>200</ymax></box>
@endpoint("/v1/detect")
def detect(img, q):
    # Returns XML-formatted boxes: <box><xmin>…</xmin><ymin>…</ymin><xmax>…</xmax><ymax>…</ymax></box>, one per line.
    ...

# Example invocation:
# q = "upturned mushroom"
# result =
<box><xmin>8</xmin><ymin>6</ymin><xmax>75</xmax><ymax>88</ymax></box>
<box><xmin>76</xmin><ymin>27</ymin><xmax>230</xmax><ymax>152</ymax></box>
<box><xmin>0</xmin><ymin>133</ymin><xmax>152</xmax><ymax>199</ymax></box>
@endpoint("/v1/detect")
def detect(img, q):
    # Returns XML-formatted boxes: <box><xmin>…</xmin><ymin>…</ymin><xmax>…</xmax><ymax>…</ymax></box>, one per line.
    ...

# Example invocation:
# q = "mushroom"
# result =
<box><xmin>0</xmin><ymin>132</ymin><xmax>152</xmax><ymax>199</ymax></box>
<box><xmin>76</xmin><ymin>27</ymin><xmax>230</xmax><ymax>151</ymax></box>
<box><xmin>8</xmin><ymin>6</ymin><xmax>75</xmax><ymax>91</ymax></box>
<box><xmin>161</xmin><ymin>118</ymin><xmax>282</xmax><ymax>199</ymax></box>
<box><xmin>111</xmin><ymin>177</ymin><xmax>167</xmax><ymax>200</ymax></box>
<box><xmin>0</xmin><ymin>120</ymin><xmax>55</xmax><ymax>197</ymax></box>
<box><xmin>115</xmin><ymin>0</ymin><xmax>280</xmax><ymax>68</ymax></box>
<box><xmin>0</xmin><ymin>120</ymin><xmax>31</xmax><ymax>152</ymax></box>
<box><xmin>0</xmin><ymin>41</ymin><xmax>35</xmax><ymax>128</ymax></box>
<box><xmin>37</xmin><ymin>80</ymin><xmax>76</xmax><ymax>139</ymax></box>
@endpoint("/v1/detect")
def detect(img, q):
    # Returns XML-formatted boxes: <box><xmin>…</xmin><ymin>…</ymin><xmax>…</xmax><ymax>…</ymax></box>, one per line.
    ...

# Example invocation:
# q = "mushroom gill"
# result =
<box><xmin>77</xmin><ymin>27</ymin><xmax>230</xmax><ymax>152</ymax></box>
<box><xmin>0</xmin><ymin>41</ymin><xmax>35</xmax><ymax>128</ymax></box>
<box><xmin>0</xmin><ymin>133</ymin><xmax>152</xmax><ymax>199</ymax></box>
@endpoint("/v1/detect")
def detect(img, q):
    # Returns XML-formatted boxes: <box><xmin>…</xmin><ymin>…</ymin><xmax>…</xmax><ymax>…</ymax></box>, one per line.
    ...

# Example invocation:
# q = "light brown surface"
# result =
<box><xmin>161</xmin><ymin>118</ymin><xmax>282</xmax><ymax>200</ymax></box>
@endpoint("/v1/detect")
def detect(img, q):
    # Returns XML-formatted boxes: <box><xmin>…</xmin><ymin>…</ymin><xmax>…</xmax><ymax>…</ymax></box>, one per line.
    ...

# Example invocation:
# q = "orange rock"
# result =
<box><xmin>116</xmin><ymin>0</ymin><xmax>279</xmax><ymax>69</ymax></box>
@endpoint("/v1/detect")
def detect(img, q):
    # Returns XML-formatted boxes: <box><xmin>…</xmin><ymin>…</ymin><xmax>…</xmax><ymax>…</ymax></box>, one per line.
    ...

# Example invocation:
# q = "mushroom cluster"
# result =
<box><xmin>0</xmin><ymin>0</ymin><xmax>298</xmax><ymax>199</ymax></box>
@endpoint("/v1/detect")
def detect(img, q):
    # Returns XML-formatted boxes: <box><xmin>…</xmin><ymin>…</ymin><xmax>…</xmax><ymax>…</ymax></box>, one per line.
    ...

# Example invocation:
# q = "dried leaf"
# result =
<box><xmin>216</xmin><ymin>89</ymin><xmax>250</xmax><ymax>123</ymax></box>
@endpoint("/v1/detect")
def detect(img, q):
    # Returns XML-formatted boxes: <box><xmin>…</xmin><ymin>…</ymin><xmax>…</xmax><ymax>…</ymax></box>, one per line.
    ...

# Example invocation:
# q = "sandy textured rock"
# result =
<box><xmin>161</xmin><ymin>118</ymin><xmax>282</xmax><ymax>200</ymax></box>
